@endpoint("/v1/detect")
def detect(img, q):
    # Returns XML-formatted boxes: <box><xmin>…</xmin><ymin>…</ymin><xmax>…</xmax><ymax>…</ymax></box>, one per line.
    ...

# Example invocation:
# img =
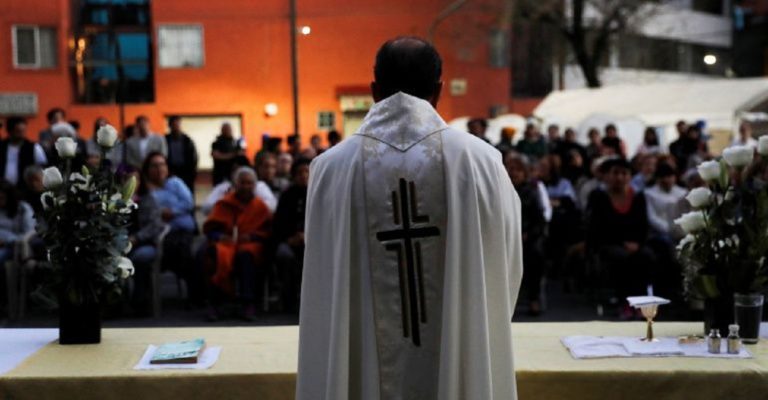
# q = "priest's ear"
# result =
<box><xmin>429</xmin><ymin>81</ymin><xmax>443</xmax><ymax>108</ymax></box>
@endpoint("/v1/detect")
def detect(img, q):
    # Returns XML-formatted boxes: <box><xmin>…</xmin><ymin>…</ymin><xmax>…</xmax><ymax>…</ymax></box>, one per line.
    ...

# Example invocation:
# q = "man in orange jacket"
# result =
<box><xmin>203</xmin><ymin>166</ymin><xmax>272</xmax><ymax>321</ymax></box>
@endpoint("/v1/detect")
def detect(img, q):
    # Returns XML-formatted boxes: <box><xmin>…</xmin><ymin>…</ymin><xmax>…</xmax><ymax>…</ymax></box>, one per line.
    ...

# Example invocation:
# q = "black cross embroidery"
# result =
<box><xmin>376</xmin><ymin>178</ymin><xmax>440</xmax><ymax>347</ymax></box>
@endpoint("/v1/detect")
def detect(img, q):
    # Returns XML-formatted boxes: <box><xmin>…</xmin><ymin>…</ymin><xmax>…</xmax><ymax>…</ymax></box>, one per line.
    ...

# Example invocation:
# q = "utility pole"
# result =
<box><xmin>289</xmin><ymin>0</ymin><xmax>300</xmax><ymax>137</ymax></box>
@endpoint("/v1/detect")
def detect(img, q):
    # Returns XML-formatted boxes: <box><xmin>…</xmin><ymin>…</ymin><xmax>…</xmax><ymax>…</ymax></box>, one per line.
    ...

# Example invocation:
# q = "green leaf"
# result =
<box><xmin>121</xmin><ymin>176</ymin><xmax>137</xmax><ymax>201</ymax></box>
<box><xmin>696</xmin><ymin>275</ymin><xmax>721</xmax><ymax>298</ymax></box>
<box><xmin>719</xmin><ymin>158</ymin><xmax>729</xmax><ymax>189</ymax></box>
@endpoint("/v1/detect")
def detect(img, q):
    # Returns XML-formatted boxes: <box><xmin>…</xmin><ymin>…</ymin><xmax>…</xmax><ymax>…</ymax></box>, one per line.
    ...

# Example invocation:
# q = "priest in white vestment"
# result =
<box><xmin>297</xmin><ymin>37</ymin><xmax>523</xmax><ymax>400</ymax></box>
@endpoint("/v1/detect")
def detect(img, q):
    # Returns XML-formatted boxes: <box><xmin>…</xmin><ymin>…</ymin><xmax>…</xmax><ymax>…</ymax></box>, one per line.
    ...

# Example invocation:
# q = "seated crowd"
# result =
<box><xmin>0</xmin><ymin>108</ymin><xmax>329</xmax><ymax>321</ymax></box>
<box><xmin>0</xmin><ymin>107</ymin><xmax>759</xmax><ymax>321</ymax></box>
<box><xmin>487</xmin><ymin>118</ymin><xmax>744</xmax><ymax>318</ymax></box>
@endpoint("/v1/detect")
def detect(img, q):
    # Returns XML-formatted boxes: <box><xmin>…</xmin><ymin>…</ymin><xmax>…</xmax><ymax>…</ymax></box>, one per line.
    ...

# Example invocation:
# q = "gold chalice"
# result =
<box><xmin>639</xmin><ymin>304</ymin><xmax>659</xmax><ymax>342</ymax></box>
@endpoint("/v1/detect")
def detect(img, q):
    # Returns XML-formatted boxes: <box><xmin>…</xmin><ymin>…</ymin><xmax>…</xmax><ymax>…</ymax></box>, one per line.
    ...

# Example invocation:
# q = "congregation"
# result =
<box><xmin>0</xmin><ymin>106</ymin><xmax>760</xmax><ymax>321</ymax></box>
<box><xmin>475</xmin><ymin>117</ymin><xmax>758</xmax><ymax>318</ymax></box>
<box><xmin>0</xmin><ymin>108</ymin><xmax>325</xmax><ymax>321</ymax></box>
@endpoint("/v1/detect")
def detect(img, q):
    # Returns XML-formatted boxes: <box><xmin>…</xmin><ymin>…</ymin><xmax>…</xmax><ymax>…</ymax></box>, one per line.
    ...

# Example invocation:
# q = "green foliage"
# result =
<box><xmin>37</xmin><ymin>151</ymin><xmax>136</xmax><ymax>305</ymax></box>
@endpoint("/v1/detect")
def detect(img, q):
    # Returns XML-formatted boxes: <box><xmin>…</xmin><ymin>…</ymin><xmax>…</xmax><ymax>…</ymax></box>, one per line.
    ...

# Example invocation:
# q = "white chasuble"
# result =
<box><xmin>297</xmin><ymin>92</ymin><xmax>523</xmax><ymax>400</ymax></box>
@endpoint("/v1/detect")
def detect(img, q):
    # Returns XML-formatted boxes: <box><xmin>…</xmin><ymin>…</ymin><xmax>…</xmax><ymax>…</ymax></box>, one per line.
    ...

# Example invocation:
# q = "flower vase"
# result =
<box><xmin>59</xmin><ymin>295</ymin><xmax>101</xmax><ymax>345</ymax></box>
<box><xmin>703</xmin><ymin>296</ymin><xmax>734</xmax><ymax>337</ymax></box>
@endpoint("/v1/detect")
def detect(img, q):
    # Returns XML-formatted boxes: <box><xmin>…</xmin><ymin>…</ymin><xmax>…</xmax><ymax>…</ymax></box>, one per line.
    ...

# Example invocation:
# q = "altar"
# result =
<box><xmin>1</xmin><ymin>322</ymin><xmax>767</xmax><ymax>400</ymax></box>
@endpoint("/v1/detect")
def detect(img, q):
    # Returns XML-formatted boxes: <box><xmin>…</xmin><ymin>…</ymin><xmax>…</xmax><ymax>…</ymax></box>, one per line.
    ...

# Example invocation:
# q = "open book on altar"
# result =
<box><xmin>149</xmin><ymin>338</ymin><xmax>206</xmax><ymax>364</ymax></box>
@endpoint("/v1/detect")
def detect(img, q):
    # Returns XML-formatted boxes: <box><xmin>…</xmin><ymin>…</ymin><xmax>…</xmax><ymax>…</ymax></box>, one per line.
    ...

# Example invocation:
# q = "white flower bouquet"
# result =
<box><xmin>676</xmin><ymin>144</ymin><xmax>768</xmax><ymax>299</ymax></box>
<box><xmin>38</xmin><ymin>125</ymin><xmax>137</xmax><ymax>305</ymax></box>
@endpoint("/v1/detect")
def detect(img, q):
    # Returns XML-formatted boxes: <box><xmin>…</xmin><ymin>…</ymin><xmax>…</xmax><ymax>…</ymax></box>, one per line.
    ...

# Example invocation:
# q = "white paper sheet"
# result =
<box><xmin>622</xmin><ymin>337</ymin><xmax>684</xmax><ymax>356</ymax></box>
<box><xmin>561</xmin><ymin>336</ymin><xmax>629</xmax><ymax>359</ymax></box>
<box><xmin>133</xmin><ymin>345</ymin><xmax>221</xmax><ymax>370</ymax></box>
<box><xmin>0</xmin><ymin>329</ymin><xmax>58</xmax><ymax>375</ymax></box>
<box><xmin>626</xmin><ymin>296</ymin><xmax>671</xmax><ymax>308</ymax></box>
<box><xmin>562</xmin><ymin>336</ymin><xmax>752</xmax><ymax>359</ymax></box>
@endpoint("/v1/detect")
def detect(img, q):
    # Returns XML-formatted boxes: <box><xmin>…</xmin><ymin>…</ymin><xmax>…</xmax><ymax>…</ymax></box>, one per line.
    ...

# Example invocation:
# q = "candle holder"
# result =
<box><xmin>640</xmin><ymin>304</ymin><xmax>659</xmax><ymax>342</ymax></box>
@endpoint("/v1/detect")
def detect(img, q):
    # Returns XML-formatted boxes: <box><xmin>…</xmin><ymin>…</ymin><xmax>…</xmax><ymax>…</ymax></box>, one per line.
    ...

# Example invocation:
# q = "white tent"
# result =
<box><xmin>533</xmin><ymin>78</ymin><xmax>768</xmax><ymax>156</ymax></box>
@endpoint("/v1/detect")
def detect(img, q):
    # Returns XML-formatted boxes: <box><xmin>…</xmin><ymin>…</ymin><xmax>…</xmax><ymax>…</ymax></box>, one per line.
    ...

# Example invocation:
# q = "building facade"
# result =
<box><xmin>512</xmin><ymin>0</ymin><xmax>741</xmax><ymax>102</ymax></box>
<box><xmin>0</xmin><ymin>0</ymin><xmax>510</xmax><ymax>165</ymax></box>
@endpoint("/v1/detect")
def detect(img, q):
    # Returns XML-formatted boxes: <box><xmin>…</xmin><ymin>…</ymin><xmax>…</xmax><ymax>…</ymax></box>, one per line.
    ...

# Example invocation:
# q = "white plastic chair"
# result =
<box><xmin>150</xmin><ymin>225</ymin><xmax>172</xmax><ymax>318</ymax></box>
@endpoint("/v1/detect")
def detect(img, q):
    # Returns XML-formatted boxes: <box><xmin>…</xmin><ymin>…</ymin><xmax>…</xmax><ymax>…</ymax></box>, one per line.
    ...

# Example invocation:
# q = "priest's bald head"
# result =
<box><xmin>371</xmin><ymin>36</ymin><xmax>443</xmax><ymax>107</ymax></box>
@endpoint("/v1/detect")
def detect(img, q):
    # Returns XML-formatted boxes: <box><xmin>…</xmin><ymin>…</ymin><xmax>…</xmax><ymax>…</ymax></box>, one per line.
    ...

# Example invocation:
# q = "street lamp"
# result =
<box><xmin>704</xmin><ymin>54</ymin><xmax>717</xmax><ymax>66</ymax></box>
<box><xmin>290</xmin><ymin>0</ymin><xmax>300</xmax><ymax>138</ymax></box>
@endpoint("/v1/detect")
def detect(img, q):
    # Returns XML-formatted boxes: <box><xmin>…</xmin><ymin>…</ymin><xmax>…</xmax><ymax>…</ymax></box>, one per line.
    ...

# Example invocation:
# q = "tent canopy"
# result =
<box><xmin>533</xmin><ymin>78</ymin><xmax>768</xmax><ymax>156</ymax></box>
<box><xmin>534</xmin><ymin>78</ymin><xmax>768</xmax><ymax>130</ymax></box>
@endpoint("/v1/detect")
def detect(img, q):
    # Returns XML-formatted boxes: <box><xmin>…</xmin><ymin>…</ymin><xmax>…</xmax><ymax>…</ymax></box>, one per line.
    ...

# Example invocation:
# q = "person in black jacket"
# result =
<box><xmin>586</xmin><ymin>158</ymin><xmax>655</xmax><ymax>319</ymax></box>
<box><xmin>505</xmin><ymin>153</ymin><xmax>548</xmax><ymax>316</ymax></box>
<box><xmin>273</xmin><ymin>158</ymin><xmax>310</xmax><ymax>312</ymax></box>
<box><xmin>0</xmin><ymin>117</ymin><xmax>47</xmax><ymax>192</ymax></box>
<box><xmin>211</xmin><ymin>122</ymin><xmax>246</xmax><ymax>185</ymax></box>
<box><xmin>165</xmin><ymin>116</ymin><xmax>198</xmax><ymax>193</ymax></box>
<box><xmin>121</xmin><ymin>166</ymin><xmax>166</xmax><ymax>316</ymax></box>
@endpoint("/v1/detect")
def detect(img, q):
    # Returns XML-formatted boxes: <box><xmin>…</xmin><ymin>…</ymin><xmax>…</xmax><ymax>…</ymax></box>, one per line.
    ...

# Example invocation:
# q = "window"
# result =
<box><xmin>72</xmin><ymin>0</ymin><xmax>154</xmax><ymax>104</ymax></box>
<box><xmin>693</xmin><ymin>0</ymin><xmax>724</xmax><ymax>15</ymax></box>
<box><xmin>488</xmin><ymin>29</ymin><xmax>509</xmax><ymax>68</ymax></box>
<box><xmin>618</xmin><ymin>35</ymin><xmax>682</xmax><ymax>72</ymax></box>
<box><xmin>12</xmin><ymin>26</ymin><xmax>57</xmax><ymax>69</ymax></box>
<box><xmin>158</xmin><ymin>25</ymin><xmax>204</xmax><ymax>68</ymax></box>
<box><xmin>617</xmin><ymin>34</ymin><xmax>730</xmax><ymax>76</ymax></box>
<box><xmin>512</xmin><ymin>20</ymin><xmax>554</xmax><ymax>97</ymax></box>
<box><xmin>318</xmin><ymin>111</ymin><xmax>335</xmax><ymax>130</ymax></box>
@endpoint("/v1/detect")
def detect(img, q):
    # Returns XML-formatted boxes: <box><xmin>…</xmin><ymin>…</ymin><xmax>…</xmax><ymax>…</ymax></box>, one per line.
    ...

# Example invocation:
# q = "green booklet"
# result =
<box><xmin>150</xmin><ymin>338</ymin><xmax>206</xmax><ymax>364</ymax></box>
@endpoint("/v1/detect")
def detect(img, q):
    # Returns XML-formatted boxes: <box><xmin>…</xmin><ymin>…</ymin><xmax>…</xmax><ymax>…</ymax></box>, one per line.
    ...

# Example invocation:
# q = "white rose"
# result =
<box><xmin>722</xmin><ymin>145</ymin><xmax>754</xmax><ymax>168</ymax></box>
<box><xmin>42</xmin><ymin>167</ymin><xmax>63</xmax><ymax>189</ymax></box>
<box><xmin>68</xmin><ymin>173</ymin><xmax>90</xmax><ymax>192</ymax></box>
<box><xmin>697</xmin><ymin>160</ymin><xmax>721</xmax><ymax>182</ymax></box>
<box><xmin>116</xmin><ymin>257</ymin><xmax>135</xmax><ymax>279</ymax></box>
<box><xmin>50</xmin><ymin>122</ymin><xmax>76</xmax><ymax>138</ymax></box>
<box><xmin>96</xmin><ymin>124</ymin><xmax>118</xmax><ymax>148</ymax></box>
<box><xmin>40</xmin><ymin>192</ymin><xmax>54</xmax><ymax>210</ymax></box>
<box><xmin>675</xmin><ymin>211</ymin><xmax>707</xmax><ymax>234</ymax></box>
<box><xmin>54</xmin><ymin>137</ymin><xmax>77</xmax><ymax>159</ymax></box>
<box><xmin>676</xmin><ymin>234</ymin><xmax>696</xmax><ymax>252</ymax></box>
<box><xmin>686</xmin><ymin>187</ymin><xmax>712</xmax><ymax>208</ymax></box>
<box><xmin>724</xmin><ymin>188</ymin><xmax>735</xmax><ymax>201</ymax></box>
<box><xmin>759</xmin><ymin>136</ymin><xmax>768</xmax><ymax>156</ymax></box>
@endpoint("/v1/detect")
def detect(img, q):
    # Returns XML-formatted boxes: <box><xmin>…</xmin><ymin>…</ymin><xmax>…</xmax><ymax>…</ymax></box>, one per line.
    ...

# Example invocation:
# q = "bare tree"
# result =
<box><xmin>518</xmin><ymin>0</ymin><xmax>664</xmax><ymax>88</ymax></box>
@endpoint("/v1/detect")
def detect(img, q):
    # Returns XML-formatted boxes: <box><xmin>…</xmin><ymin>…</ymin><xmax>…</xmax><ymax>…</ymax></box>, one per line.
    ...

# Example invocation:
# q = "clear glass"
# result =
<box><xmin>734</xmin><ymin>293</ymin><xmax>764</xmax><ymax>344</ymax></box>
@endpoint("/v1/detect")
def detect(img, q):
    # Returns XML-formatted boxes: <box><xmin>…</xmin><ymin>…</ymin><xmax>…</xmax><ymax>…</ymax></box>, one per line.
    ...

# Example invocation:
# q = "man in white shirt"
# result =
<box><xmin>731</xmin><ymin>121</ymin><xmax>758</xmax><ymax>149</ymax></box>
<box><xmin>644</xmin><ymin>163</ymin><xmax>687</xmax><ymax>240</ymax></box>
<box><xmin>644</xmin><ymin>162</ymin><xmax>688</xmax><ymax>298</ymax></box>
<box><xmin>0</xmin><ymin>117</ymin><xmax>47</xmax><ymax>190</ymax></box>
<box><xmin>125</xmin><ymin>115</ymin><xmax>168</xmax><ymax>169</ymax></box>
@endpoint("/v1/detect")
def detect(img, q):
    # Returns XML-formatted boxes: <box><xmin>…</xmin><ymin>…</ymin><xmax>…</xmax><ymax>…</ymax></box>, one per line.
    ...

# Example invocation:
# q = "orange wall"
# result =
<box><xmin>0</xmin><ymin>0</ymin><xmax>512</xmax><ymax>158</ymax></box>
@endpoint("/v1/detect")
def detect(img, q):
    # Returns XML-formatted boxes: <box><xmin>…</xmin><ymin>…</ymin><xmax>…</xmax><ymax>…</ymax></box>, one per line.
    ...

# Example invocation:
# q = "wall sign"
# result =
<box><xmin>0</xmin><ymin>93</ymin><xmax>38</xmax><ymax>115</ymax></box>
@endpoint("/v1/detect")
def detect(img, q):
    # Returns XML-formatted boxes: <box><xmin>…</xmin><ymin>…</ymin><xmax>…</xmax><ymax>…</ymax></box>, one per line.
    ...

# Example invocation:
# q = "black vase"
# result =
<box><xmin>59</xmin><ymin>295</ymin><xmax>101</xmax><ymax>345</ymax></box>
<box><xmin>703</xmin><ymin>296</ymin><xmax>734</xmax><ymax>337</ymax></box>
